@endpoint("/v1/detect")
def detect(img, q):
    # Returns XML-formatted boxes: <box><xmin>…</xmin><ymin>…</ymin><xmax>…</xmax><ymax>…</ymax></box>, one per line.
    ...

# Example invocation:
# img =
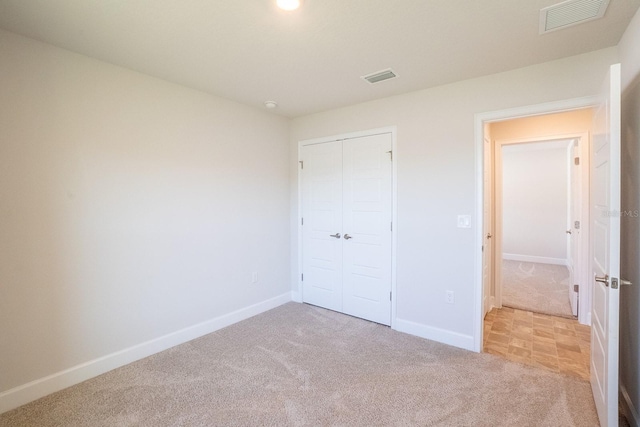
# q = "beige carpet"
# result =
<box><xmin>0</xmin><ymin>303</ymin><xmax>599</xmax><ymax>426</ymax></box>
<box><xmin>502</xmin><ymin>260</ymin><xmax>574</xmax><ymax>318</ymax></box>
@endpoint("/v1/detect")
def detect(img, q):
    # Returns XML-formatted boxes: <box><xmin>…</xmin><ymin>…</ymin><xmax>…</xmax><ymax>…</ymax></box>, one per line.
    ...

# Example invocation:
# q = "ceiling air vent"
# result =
<box><xmin>362</xmin><ymin>69</ymin><xmax>397</xmax><ymax>84</ymax></box>
<box><xmin>540</xmin><ymin>0</ymin><xmax>610</xmax><ymax>34</ymax></box>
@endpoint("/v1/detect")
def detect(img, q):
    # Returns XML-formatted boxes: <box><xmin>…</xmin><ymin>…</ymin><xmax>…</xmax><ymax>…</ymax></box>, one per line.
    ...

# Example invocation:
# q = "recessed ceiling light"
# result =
<box><xmin>276</xmin><ymin>0</ymin><xmax>302</xmax><ymax>11</ymax></box>
<box><xmin>264</xmin><ymin>101</ymin><xmax>278</xmax><ymax>109</ymax></box>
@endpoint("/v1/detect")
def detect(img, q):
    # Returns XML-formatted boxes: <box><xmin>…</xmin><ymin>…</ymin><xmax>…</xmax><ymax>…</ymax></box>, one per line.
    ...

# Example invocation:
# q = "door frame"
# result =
<box><xmin>492</xmin><ymin>133</ymin><xmax>590</xmax><ymax>321</ymax></box>
<box><xmin>295</xmin><ymin>126</ymin><xmax>398</xmax><ymax>328</ymax></box>
<box><xmin>473</xmin><ymin>97</ymin><xmax>597</xmax><ymax>352</ymax></box>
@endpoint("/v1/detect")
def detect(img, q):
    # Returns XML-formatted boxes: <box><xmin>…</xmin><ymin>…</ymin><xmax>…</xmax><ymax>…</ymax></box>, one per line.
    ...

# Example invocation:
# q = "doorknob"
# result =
<box><xmin>595</xmin><ymin>274</ymin><xmax>609</xmax><ymax>286</ymax></box>
<box><xmin>329</xmin><ymin>233</ymin><xmax>341</xmax><ymax>239</ymax></box>
<box><xmin>566</xmin><ymin>230</ymin><xmax>572</xmax><ymax>235</ymax></box>
<box><xmin>486</xmin><ymin>233</ymin><xmax>492</xmax><ymax>239</ymax></box>
<box><xmin>343</xmin><ymin>234</ymin><xmax>352</xmax><ymax>240</ymax></box>
<box><xmin>621</xmin><ymin>278</ymin><xmax>633</xmax><ymax>286</ymax></box>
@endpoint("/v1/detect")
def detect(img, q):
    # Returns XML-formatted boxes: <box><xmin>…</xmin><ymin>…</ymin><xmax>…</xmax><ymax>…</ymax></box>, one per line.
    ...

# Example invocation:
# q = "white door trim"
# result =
<box><xmin>296</xmin><ymin>126</ymin><xmax>398</xmax><ymax>328</ymax></box>
<box><xmin>492</xmin><ymin>133</ymin><xmax>590</xmax><ymax>322</ymax></box>
<box><xmin>473</xmin><ymin>97</ymin><xmax>597</xmax><ymax>352</ymax></box>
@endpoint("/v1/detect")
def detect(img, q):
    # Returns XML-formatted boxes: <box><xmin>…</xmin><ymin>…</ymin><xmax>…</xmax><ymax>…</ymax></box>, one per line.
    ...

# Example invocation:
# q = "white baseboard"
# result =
<box><xmin>502</xmin><ymin>253</ymin><xmax>568</xmax><ymax>266</ymax></box>
<box><xmin>621</xmin><ymin>382</ymin><xmax>640</xmax><ymax>427</ymax></box>
<box><xmin>394</xmin><ymin>318</ymin><xmax>475</xmax><ymax>351</ymax></box>
<box><xmin>0</xmin><ymin>292</ymin><xmax>291</xmax><ymax>415</ymax></box>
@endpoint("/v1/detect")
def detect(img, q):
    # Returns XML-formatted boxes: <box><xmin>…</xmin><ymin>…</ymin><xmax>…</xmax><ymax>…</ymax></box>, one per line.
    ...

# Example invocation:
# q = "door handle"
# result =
<box><xmin>486</xmin><ymin>233</ymin><xmax>492</xmax><ymax>239</ymax></box>
<box><xmin>621</xmin><ymin>278</ymin><xmax>633</xmax><ymax>286</ymax></box>
<box><xmin>329</xmin><ymin>233</ymin><xmax>341</xmax><ymax>239</ymax></box>
<box><xmin>343</xmin><ymin>234</ymin><xmax>352</xmax><ymax>240</ymax></box>
<box><xmin>595</xmin><ymin>274</ymin><xmax>609</xmax><ymax>286</ymax></box>
<box><xmin>566</xmin><ymin>230</ymin><xmax>572</xmax><ymax>235</ymax></box>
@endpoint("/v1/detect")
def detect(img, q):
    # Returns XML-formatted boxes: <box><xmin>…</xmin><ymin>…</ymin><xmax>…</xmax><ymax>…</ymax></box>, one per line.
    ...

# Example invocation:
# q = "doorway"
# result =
<box><xmin>482</xmin><ymin>108</ymin><xmax>594</xmax><ymax>325</ymax></box>
<box><xmin>497</xmin><ymin>137</ymin><xmax>578</xmax><ymax>318</ymax></box>
<box><xmin>477</xmin><ymin>105</ymin><xmax>595</xmax><ymax>377</ymax></box>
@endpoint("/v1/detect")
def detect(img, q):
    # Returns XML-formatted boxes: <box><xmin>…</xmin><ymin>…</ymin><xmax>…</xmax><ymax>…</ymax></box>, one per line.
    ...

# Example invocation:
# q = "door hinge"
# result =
<box><xmin>390</xmin><ymin>222</ymin><xmax>393</xmax><ymax>231</ymax></box>
<box><xmin>387</xmin><ymin>150</ymin><xmax>393</xmax><ymax>161</ymax></box>
<box><xmin>299</xmin><ymin>160</ymin><xmax>304</xmax><ymax>169</ymax></box>
<box><xmin>573</xmin><ymin>284</ymin><xmax>579</xmax><ymax>293</ymax></box>
<box><xmin>574</xmin><ymin>157</ymin><xmax>580</xmax><ymax>165</ymax></box>
<box><xmin>301</xmin><ymin>273</ymin><xmax>304</xmax><ymax>282</ymax></box>
<box><xmin>390</xmin><ymin>291</ymin><xmax>392</xmax><ymax>301</ymax></box>
<box><xmin>301</xmin><ymin>217</ymin><xmax>304</xmax><ymax>226</ymax></box>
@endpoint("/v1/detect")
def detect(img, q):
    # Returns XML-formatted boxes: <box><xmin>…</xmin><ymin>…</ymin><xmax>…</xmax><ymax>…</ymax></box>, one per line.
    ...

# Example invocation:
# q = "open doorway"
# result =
<box><xmin>498</xmin><ymin>138</ymin><xmax>577</xmax><ymax>318</ymax></box>
<box><xmin>479</xmin><ymin>107</ymin><xmax>594</xmax><ymax>378</ymax></box>
<box><xmin>484</xmin><ymin>108</ymin><xmax>594</xmax><ymax>323</ymax></box>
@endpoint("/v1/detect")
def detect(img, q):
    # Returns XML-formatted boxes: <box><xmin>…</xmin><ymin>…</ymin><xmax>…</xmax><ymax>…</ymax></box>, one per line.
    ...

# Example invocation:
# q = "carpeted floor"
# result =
<box><xmin>0</xmin><ymin>303</ymin><xmax>599</xmax><ymax>426</ymax></box>
<box><xmin>502</xmin><ymin>260</ymin><xmax>573</xmax><ymax>318</ymax></box>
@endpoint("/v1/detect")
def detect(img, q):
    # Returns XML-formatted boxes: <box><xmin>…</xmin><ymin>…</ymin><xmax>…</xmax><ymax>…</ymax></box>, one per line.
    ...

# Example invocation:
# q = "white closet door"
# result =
<box><xmin>301</xmin><ymin>141</ymin><xmax>343</xmax><ymax>312</ymax></box>
<box><xmin>342</xmin><ymin>133</ymin><xmax>393</xmax><ymax>325</ymax></box>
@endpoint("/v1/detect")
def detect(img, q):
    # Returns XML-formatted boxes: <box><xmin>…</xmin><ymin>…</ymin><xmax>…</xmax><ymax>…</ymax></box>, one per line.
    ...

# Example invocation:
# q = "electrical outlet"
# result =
<box><xmin>251</xmin><ymin>272</ymin><xmax>258</xmax><ymax>283</ymax></box>
<box><xmin>445</xmin><ymin>290</ymin><xmax>455</xmax><ymax>304</ymax></box>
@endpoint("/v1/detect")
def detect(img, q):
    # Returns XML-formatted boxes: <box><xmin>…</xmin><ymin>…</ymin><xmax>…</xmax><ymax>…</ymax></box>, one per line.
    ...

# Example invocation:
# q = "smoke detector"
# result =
<box><xmin>362</xmin><ymin>69</ymin><xmax>397</xmax><ymax>84</ymax></box>
<box><xmin>540</xmin><ymin>0</ymin><xmax>610</xmax><ymax>34</ymax></box>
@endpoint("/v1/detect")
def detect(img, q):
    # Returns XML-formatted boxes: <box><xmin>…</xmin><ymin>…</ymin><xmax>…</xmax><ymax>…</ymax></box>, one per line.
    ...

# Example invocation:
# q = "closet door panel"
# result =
<box><xmin>301</xmin><ymin>142</ymin><xmax>343</xmax><ymax>312</ymax></box>
<box><xmin>342</xmin><ymin>133</ymin><xmax>392</xmax><ymax>325</ymax></box>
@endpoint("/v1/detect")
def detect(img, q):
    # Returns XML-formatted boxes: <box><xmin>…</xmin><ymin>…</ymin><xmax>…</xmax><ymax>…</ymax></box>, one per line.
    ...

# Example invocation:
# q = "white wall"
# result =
<box><xmin>502</xmin><ymin>142</ymin><xmax>569</xmax><ymax>263</ymax></box>
<box><xmin>290</xmin><ymin>47</ymin><xmax>618</xmax><ymax>350</ymax></box>
<box><xmin>619</xmin><ymin>8</ymin><xmax>640</xmax><ymax>427</ymax></box>
<box><xmin>0</xmin><ymin>30</ymin><xmax>290</xmax><ymax>410</ymax></box>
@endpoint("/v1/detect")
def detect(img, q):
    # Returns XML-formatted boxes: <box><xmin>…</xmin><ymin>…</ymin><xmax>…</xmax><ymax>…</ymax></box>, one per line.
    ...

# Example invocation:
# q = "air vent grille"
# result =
<box><xmin>540</xmin><ymin>0</ymin><xmax>610</xmax><ymax>34</ymax></box>
<box><xmin>362</xmin><ymin>69</ymin><xmax>397</xmax><ymax>84</ymax></box>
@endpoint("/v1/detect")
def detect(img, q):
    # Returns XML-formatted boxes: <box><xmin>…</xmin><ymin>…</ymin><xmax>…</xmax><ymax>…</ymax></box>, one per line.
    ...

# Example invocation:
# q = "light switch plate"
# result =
<box><xmin>457</xmin><ymin>215</ymin><xmax>471</xmax><ymax>228</ymax></box>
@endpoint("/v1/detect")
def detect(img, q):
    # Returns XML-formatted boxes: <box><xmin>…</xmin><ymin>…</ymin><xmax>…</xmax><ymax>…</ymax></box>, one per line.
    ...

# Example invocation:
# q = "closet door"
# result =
<box><xmin>342</xmin><ymin>134</ymin><xmax>393</xmax><ymax>325</ymax></box>
<box><xmin>301</xmin><ymin>141</ymin><xmax>343</xmax><ymax>312</ymax></box>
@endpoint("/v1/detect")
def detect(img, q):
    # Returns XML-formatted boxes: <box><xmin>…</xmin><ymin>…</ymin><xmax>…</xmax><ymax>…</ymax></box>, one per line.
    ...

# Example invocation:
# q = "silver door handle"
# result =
<box><xmin>343</xmin><ymin>234</ymin><xmax>352</xmax><ymax>240</ymax></box>
<box><xmin>330</xmin><ymin>233</ymin><xmax>341</xmax><ymax>239</ymax></box>
<box><xmin>595</xmin><ymin>274</ymin><xmax>609</xmax><ymax>286</ymax></box>
<box><xmin>566</xmin><ymin>230</ymin><xmax>572</xmax><ymax>235</ymax></box>
<box><xmin>621</xmin><ymin>278</ymin><xmax>633</xmax><ymax>286</ymax></box>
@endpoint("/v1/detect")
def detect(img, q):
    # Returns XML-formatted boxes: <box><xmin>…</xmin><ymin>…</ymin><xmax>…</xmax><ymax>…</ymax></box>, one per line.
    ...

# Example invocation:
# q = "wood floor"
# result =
<box><xmin>483</xmin><ymin>307</ymin><xmax>591</xmax><ymax>380</ymax></box>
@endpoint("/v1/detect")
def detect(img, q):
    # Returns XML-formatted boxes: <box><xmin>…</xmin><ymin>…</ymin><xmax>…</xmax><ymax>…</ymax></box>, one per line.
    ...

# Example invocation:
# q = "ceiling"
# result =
<box><xmin>0</xmin><ymin>0</ymin><xmax>638</xmax><ymax>117</ymax></box>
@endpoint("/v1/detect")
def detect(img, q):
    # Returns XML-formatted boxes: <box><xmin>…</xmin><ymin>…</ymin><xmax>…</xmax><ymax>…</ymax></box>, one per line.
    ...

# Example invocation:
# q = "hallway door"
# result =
<box><xmin>568</xmin><ymin>139</ymin><xmax>581</xmax><ymax>316</ymax></box>
<box><xmin>590</xmin><ymin>63</ymin><xmax>621</xmax><ymax>427</ymax></box>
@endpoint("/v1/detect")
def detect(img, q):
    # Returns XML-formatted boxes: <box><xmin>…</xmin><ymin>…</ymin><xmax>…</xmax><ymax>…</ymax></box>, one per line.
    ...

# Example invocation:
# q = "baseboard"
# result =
<box><xmin>502</xmin><ymin>253</ymin><xmax>568</xmax><ymax>266</ymax></box>
<box><xmin>394</xmin><ymin>318</ymin><xmax>475</xmax><ymax>351</ymax></box>
<box><xmin>0</xmin><ymin>292</ymin><xmax>291</xmax><ymax>415</ymax></box>
<box><xmin>621</xmin><ymin>382</ymin><xmax>640</xmax><ymax>427</ymax></box>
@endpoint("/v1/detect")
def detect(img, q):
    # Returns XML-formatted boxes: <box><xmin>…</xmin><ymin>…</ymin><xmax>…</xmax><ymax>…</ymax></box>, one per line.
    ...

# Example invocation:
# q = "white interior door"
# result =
<box><xmin>342</xmin><ymin>134</ymin><xmax>393</xmax><ymax>325</ymax></box>
<box><xmin>568</xmin><ymin>139</ymin><xmax>580</xmax><ymax>316</ymax></box>
<box><xmin>483</xmin><ymin>136</ymin><xmax>493</xmax><ymax>317</ymax></box>
<box><xmin>590</xmin><ymin>63</ymin><xmax>621</xmax><ymax>427</ymax></box>
<box><xmin>301</xmin><ymin>141</ymin><xmax>343</xmax><ymax>312</ymax></box>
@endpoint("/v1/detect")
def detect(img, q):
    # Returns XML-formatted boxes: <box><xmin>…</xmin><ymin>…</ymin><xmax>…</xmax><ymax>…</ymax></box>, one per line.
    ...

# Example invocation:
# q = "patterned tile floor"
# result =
<box><xmin>483</xmin><ymin>307</ymin><xmax>591</xmax><ymax>380</ymax></box>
